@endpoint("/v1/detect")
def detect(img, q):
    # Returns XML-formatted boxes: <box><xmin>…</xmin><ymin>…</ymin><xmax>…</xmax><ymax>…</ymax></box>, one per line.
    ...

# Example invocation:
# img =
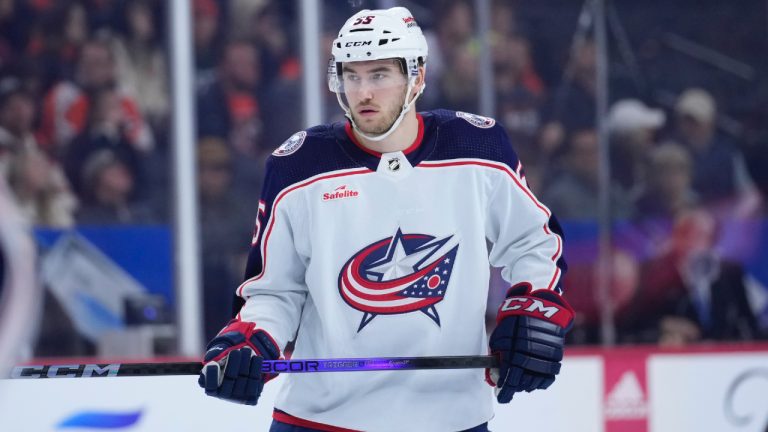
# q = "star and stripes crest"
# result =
<box><xmin>338</xmin><ymin>228</ymin><xmax>459</xmax><ymax>332</ymax></box>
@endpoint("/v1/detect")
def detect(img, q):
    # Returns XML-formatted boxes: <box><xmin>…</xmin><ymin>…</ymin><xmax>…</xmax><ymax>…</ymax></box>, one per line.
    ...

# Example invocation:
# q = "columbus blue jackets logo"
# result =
<box><xmin>272</xmin><ymin>131</ymin><xmax>307</xmax><ymax>156</ymax></box>
<box><xmin>456</xmin><ymin>111</ymin><xmax>495</xmax><ymax>128</ymax></box>
<box><xmin>338</xmin><ymin>228</ymin><xmax>459</xmax><ymax>331</ymax></box>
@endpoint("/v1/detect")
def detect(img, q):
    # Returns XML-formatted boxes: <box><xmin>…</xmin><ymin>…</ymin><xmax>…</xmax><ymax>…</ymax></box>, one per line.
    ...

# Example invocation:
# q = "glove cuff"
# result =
<box><xmin>496</xmin><ymin>284</ymin><xmax>574</xmax><ymax>329</ymax></box>
<box><xmin>204</xmin><ymin>319</ymin><xmax>282</xmax><ymax>364</ymax></box>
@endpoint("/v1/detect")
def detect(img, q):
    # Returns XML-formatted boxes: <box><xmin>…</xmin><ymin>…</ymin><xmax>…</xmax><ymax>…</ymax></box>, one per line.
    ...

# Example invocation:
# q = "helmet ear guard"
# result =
<box><xmin>396</xmin><ymin>57</ymin><xmax>425</xmax><ymax>76</ymax></box>
<box><xmin>327</xmin><ymin>59</ymin><xmax>341</xmax><ymax>93</ymax></box>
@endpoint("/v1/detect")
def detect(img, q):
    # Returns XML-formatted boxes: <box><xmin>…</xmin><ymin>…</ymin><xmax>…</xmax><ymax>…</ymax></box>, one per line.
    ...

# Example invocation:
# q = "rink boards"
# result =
<box><xmin>1</xmin><ymin>345</ymin><xmax>767</xmax><ymax>432</ymax></box>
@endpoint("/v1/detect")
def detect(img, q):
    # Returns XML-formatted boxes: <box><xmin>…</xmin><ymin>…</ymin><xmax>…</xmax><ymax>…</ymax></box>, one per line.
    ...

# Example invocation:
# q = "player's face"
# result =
<box><xmin>341</xmin><ymin>59</ymin><xmax>408</xmax><ymax>135</ymax></box>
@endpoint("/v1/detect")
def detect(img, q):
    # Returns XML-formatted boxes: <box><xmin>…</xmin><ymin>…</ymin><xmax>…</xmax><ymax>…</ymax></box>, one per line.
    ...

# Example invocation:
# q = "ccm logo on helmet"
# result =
<box><xmin>345</xmin><ymin>41</ymin><xmax>372</xmax><ymax>47</ymax></box>
<box><xmin>500</xmin><ymin>297</ymin><xmax>560</xmax><ymax>318</ymax></box>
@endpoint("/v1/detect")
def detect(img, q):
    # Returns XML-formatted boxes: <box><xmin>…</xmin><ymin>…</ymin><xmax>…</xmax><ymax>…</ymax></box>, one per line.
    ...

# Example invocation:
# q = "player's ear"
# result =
<box><xmin>412</xmin><ymin>65</ymin><xmax>426</xmax><ymax>97</ymax></box>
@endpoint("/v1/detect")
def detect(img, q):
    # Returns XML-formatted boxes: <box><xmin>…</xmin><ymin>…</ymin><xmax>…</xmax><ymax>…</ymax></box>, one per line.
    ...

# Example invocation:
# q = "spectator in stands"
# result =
<box><xmin>197</xmin><ymin>136</ymin><xmax>254</xmax><ymax>340</ymax></box>
<box><xmin>633</xmin><ymin>142</ymin><xmax>697</xmax><ymax>220</ymax></box>
<box><xmin>84</xmin><ymin>0</ymin><xmax>122</xmax><ymax>32</ymax></box>
<box><xmin>608</xmin><ymin>99</ymin><xmax>666</xmax><ymax>193</ymax></box>
<box><xmin>0</xmin><ymin>78</ymin><xmax>76</xmax><ymax>227</ymax></box>
<box><xmin>541</xmin><ymin>128</ymin><xmax>632</xmax><ymax>220</ymax></box>
<box><xmin>566</xmin><ymin>249</ymin><xmax>640</xmax><ymax>344</ymax></box>
<box><xmin>197</xmin><ymin>39</ymin><xmax>261</xmax><ymax>146</ymax></box>
<box><xmin>38</xmin><ymin>36</ymin><xmax>154</xmax><ymax>155</ymax></box>
<box><xmin>247</xmin><ymin>3</ymin><xmax>299</xmax><ymax>88</ymax></box>
<box><xmin>262</xmin><ymin>22</ymin><xmax>338</xmax><ymax>149</ymax></box>
<box><xmin>6</xmin><ymin>146</ymin><xmax>77</xmax><ymax>228</ymax></box>
<box><xmin>64</xmin><ymin>87</ymin><xmax>146</xmax><ymax>199</ymax></box>
<box><xmin>193</xmin><ymin>0</ymin><xmax>225</xmax><ymax>84</ymax></box>
<box><xmin>674</xmin><ymin>88</ymin><xmax>761</xmax><ymax>218</ymax></box>
<box><xmin>422</xmin><ymin>0</ymin><xmax>475</xmax><ymax>109</ymax></box>
<box><xmin>0</xmin><ymin>78</ymin><xmax>34</xmax><ymax>178</ymax></box>
<box><xmin>494</xmin><ymin>34</ymin><xmax>545</xmax><ymax>102</ymax></box>
<box><xmin>437</xmin><ymin>42</ymin><xmax>480</xmax><ymax>113</ymax></box>
<box><xmin>0</xmin><ymin>0</ymin><xmax>34</xmax><ymax>69</ymax></box>
<box><xmin>26</xmin><ymin>0</ymin><xmax>90</xmax><ymax>92</ymax></box>
<box><xmin>538</xmin><ymin>37</ymin><xmax>597</xmax><ymax>158</ymax></box>
<box><xmin>621</xmin><ymin>142</ymin><xmax>697</xmax><ymax>261</ymax></box>
<box><xmin>76</xmin><ymin>148</ymin><xmax>154</xmax><ymax>224</ymax></box>
<box><xmin>490</xmin><ymin>0</ymin><xmax>523</xmax><ymax>39</ymax></box>
<box><xmin>197</xmin><ymin>39</ymin><xmax>265</xmax><ymax>188</ymax></box>
<box><xmin>437</xmin><ymin>0</ymin><xmax>475</xmax><ymax>53</ymax></box>
<box><xmin>621</xmin><ymin>209</ymin><xmax>764</xmax><ymax>345</ymax></box>
<box><xmin>228</xmin><ymin>0</ymin><xmax>263</xmax><ymax>40</ymax></box>
<box><xmin>494</xmin><ymin>34</ymin><xmax>545</xmax><ymax>163</ymax></box>
<box><xmin>112</xmin><ymin>0</ymin><xmax>169</xmax><ymax>129</ymax></box>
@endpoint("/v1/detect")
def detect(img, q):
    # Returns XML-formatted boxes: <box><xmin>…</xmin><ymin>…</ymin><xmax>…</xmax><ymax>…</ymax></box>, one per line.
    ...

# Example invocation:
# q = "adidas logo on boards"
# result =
<box><xmin>605</xmin><ymin>371</ymin><xmax>648</xmax><ymax>420</ymax></box>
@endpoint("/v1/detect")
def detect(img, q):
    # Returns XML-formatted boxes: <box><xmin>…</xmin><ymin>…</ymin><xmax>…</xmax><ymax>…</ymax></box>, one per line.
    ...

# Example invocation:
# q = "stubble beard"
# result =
<box><xmin>352</xmin><ymin>90</ymin><xmax>407</xmax><ymax>135</ymax></box>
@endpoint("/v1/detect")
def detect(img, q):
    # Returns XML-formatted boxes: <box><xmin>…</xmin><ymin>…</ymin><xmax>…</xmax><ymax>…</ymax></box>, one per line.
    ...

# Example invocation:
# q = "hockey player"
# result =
<box><xmin>199</xmin><ymin>7</ymin><xmax>572</xmax><ymax>432</ymax></box>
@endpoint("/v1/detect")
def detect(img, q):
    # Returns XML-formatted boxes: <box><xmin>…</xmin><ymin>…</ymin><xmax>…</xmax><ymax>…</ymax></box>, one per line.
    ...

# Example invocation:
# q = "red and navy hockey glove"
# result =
<box><xmin>198</xmin><ymin>320</ymin><xmax>281</xmax><ymax>405</ymax></box>
<box><xmin>487</xmin><ymin>284</ymin><xmax>573</xmax><ymax>403</ymax></box>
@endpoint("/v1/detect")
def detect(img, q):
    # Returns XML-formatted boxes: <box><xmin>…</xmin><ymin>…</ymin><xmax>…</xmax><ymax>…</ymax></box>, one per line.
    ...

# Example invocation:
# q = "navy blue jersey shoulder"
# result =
<box><xmin>237</xmin><ymin>124</ymin><xmax>358</xmax><ymax>315</ymax></box>
<box><xmin>424</xmin><ymin>110</ymin><xmax>567</xmax><ymax>294</ymax></box>
<box><xmin>422</xmin><ymin>109</ymin><xmax>521</xmax><ymax>170</ymax></box>
<box><xmin>261</xmin><ymin>124</ymin><xmax>359</xmax><ymax>203</ymax></box>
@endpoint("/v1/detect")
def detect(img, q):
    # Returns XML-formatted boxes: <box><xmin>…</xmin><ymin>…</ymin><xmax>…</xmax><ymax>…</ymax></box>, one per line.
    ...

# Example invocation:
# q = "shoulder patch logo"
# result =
<box><xmin>456</xmin><ymin>111</ymin><xmax>496</xmax><ymax>129</ymax></box>
<box><xmin>273</xmin><ymin>131</ymin><xmax>307</xmax><ymax>157</ymax></box>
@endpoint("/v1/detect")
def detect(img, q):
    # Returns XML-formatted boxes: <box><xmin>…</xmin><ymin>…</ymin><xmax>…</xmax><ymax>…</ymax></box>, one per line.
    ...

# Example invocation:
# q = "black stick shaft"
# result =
<box><xmin>8</xmin><ymin>355</ymin><xmax>497</xmax><ymax>379</ymax></box>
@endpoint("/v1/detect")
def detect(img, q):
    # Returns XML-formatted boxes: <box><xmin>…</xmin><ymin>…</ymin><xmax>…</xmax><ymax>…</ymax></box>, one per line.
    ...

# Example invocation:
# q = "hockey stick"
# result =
<box><xmin>8</xmin><ymin>355</ymin><xmax>497</xmax><ymax>379</ymax></box>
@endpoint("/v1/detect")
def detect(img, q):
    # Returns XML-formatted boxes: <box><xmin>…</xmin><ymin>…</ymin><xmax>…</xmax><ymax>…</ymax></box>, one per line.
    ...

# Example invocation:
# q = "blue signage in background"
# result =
<box><xmin>58</xmin><ymin>410</ymin><xmax>143</xmax><ymax>429</ymax></box>
<box><xmin>34</xmin><ymin>226</ymin><xmax>174</xmax><ymax>306</ymax></box>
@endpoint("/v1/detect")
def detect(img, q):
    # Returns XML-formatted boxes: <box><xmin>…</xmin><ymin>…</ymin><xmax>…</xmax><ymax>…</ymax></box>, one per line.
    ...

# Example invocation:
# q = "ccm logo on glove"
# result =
<box><xmin>498</xmin><ymin>295</ymin><xmax>572</xmax><ymax>328</ymax></box>
<box><xmin>488</xmin><ymin>285</ymin><xmax>574</xmax><ymax>403</ymax></box>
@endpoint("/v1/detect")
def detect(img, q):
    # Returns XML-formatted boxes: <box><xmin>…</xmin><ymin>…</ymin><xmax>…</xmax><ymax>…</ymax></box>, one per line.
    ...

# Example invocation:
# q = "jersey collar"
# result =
<box><xmin>344</xmin><ymin>114</ymin><xmax>425</xmax><ymax>158</ymax></box>
<box><xmin>335</xmin><ymin>112</ymin><xmax>436</xmax><ymax>172</ymax></box>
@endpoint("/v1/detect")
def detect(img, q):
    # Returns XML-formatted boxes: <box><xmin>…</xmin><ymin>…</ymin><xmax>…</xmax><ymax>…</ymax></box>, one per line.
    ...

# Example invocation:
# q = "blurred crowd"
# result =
<box><xmin>1</xmin><ymin>0</ymin><xmax>766</xmax><ymax>351</ymax></box>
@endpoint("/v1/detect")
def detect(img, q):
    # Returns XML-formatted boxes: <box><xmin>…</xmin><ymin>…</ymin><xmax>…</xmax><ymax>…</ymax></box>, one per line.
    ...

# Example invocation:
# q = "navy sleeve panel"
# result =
<box><xmin>426</xmin><ymin>109</ymin><xmax>567</xmax><ymax>294</ymax></box>
<box><xmin>423</xmin><ymin>109</ymin><xmax>522</xmax><ymax>173</ymax></box>
<box><xmin>261</xmin><ymin>124</ymin><xmax>363</xmax><ymax>202</ymax></box>
<box><xmin>233</xmin><ymin>124</ymin><xmax>361</xmax><ymax>316</ymax></box>
<box><xmin>547</xmin><ymin>216</ymin><xmax>568</xmax><ymax>294</ymax></box>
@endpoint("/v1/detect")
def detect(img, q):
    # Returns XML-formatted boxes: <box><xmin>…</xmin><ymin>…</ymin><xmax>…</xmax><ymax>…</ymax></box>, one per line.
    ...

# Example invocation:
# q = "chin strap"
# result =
<box><xmin>341</xmin><ymin>78</ymin><xmax>426</xmax><ymax>143</ymax></box>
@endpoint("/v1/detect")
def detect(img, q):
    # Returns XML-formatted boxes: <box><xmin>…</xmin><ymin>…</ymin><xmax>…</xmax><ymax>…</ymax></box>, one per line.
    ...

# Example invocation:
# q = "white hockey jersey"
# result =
<box><xmin>235</xmin><ymin>110</ymin><xmax>566</xmax><ymax>431</ymax></box>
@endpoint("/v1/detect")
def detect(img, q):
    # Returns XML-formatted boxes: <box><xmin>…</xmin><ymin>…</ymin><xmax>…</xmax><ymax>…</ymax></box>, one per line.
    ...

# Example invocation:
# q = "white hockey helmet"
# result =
<box><xmin>328</xmin><ymin>7</ymin><xmax>428</xmax><ymax>141</ymax></box>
